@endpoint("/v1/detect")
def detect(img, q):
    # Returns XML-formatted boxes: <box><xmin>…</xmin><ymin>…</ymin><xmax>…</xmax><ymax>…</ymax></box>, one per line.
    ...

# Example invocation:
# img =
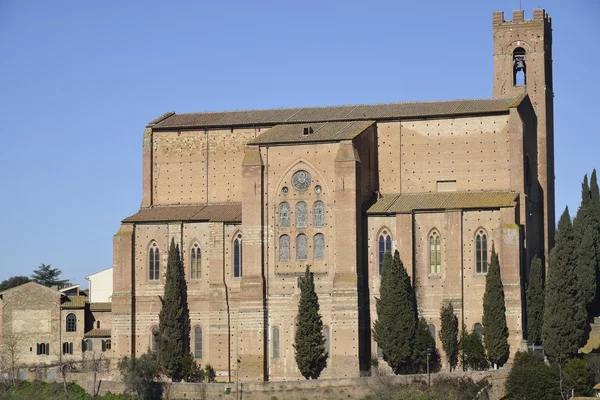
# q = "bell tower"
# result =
<box><xmin>492</xmin><ymin>9</ymin><xmax>555</xmax><ymax>258</ymax></box>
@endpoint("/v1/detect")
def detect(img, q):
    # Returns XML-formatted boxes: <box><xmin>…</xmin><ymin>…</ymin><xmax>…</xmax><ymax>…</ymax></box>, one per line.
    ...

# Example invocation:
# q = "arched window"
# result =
<box><xmin>313</xmin><ymin>201</ymin><xmax>325</xmax><ymax>227</ymax></box>
<box><xmin>323</xmin><ymin>325</ymin><xmax>330</xmax><ymax>355</ymax></box>
<box><xmin>38</xmin><ymin>343</ymin><xmax>49</xmax><ymax>355</ymax></box>
<box><xmin>66</xmin><ymin>313</ymin><xmax>77</xmax><ymax>332</ymax></box>
<box><xmin>234</xmin><ymin>233</ymin><xmax>242</xmax><ymax>278</ymax></box>
<box><xmin>296</xmin><ymin>201</ymin><xmax>308</xmax><ymax>228</ymax></box>
<box><xmin>85</xmin><ymin>339</ymin><xmax>93</xmax><ymax>352</ymax></box>
<box><xmin>190</xmin><ymin>242</ymin><xmax>201</xmax><ymax>280</ymax></box>
<box><xmin>314</xmin><ymin>233</ymin><xmax>325</xmax><ymax>260</ymax></box>
<box><xmin>149</xmin><ymin>242</ymin><xmax>160</xmax><ymax>281</ymax></box>
<box><xmin>473</xmin><ymin>323</ymin><xmax>483</xmax><ymax>341</ymax></box>
<box><xmin>279</xmin><ymin>235</ymin><xmax>290</xmax><ymax>261</ymax></box>
<box><xmin>62</xmin><ymin>342</ymin><xmax>72</xmax><ymax>355</ymax></box>
<box><xmin>272</xmin><ymin>327</ymin><xmax>280</xmax><ymax>359</ymax></box>
<box><xmin>279</xmin><ymin>202</ymin><xmax>290</xmax><ymax>227</ymax></box>
<box><xmin>428</xmin><ymin>324</ymin><xmax>436</xmax><ymax>341</ymax></box>
<box><xmin>429</xmin><ymin>231</ymin><xmax>441</xmax><ymax>275</ymax></box>
<box><xmin>475</xmin><ymin>230</ymin><xmax>488</xmax><ymax>274</ymax></box>
<box><xmin>103</xmin><ymin>339</ymin><xmax>111</xmax><ymax>351</ymax></box>
<box><xmin>296</xmin><ymin>234</ymin><xmax>308</xmax><ymax>260</ymax></box>
<box><xmin>151</xmin><ymin>326</ymin><xmax>158</xmax><ymax>353</ymax></box>
<box><xmin>194</xmin><ymin>326</ymin><xmax>203</xmax><ymax>359</ymax></box>
<box><xmin>513</xmin><ymin>47</ymin><xmax>526</xmax><ymax>86</ymax></box>
<box><xmin>97</xmin><ymin>321</ymin><xmax>101</xmax><ymax>329</ymax></box>
<box><xmin>378</xmin><ymin>230</ymin><xmax>392</xmax><ymax>274</ymax></box>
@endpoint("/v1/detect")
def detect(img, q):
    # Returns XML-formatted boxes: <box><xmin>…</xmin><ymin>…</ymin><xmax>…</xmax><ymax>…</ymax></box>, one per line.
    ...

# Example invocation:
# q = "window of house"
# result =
<box><xmin>66</xmin><ymin>313</ymin><xmax>77</xmax><ymax>332</ymax></box>
<box><xmin>279</xmin><ymin>202</ymin><xmax>290</xmax><ymax>227</ymax></box>
<box><xmin>378</xmin><ymin>231</ymin><xmax>392</xmax><ymax>274</ymax></box>
<box><xmin>102</xmin><ymin>339</ymin><xmax>110</xmax><ymax>352</ymax></box>
<box><xmin>191</xmin><ymin>243</ymin><xmax>201</xmax><ymax>280</ymax></box>
<box><xmin>194</xmin><ymin>326</ymin><xmax>202</xmax><ymax>359</ymax></box>
<box><xmin>37</xmin><ymin>343</ymin><xmax>49</xmax><ymax>355</ymax></box>
<box><xmin>476</xmin><ymin>230</ymin><xmax>488</xmax><ymax>274</ymax></box>
<box><xmin>234</xmin><ymin>234</ymin><xmax>242</xmax><ymax>278</ymax></box>
<box><xmin>313</xmin><ymin>201</ymin><xmax>325</xmax><ymax>227</ymax></box>
<box><xmin>96</xmin><ymin>321</ymin><xmax>100</xmax><ymax>329</ymax></box>
<box><xmin>106</xmin><ymin>339</ymin><xmax>111</xmax><ymax>350</ymax></box>
<box><xmin>149</xmin><ymin>242</ymin><xmax>160</xmax><ymax>281</ymax></box>
<box><xmin>272</xmin><ymin>327</ymin><xmax>280</xmax><ymax>359</ymax></box>
<box><xmin>296</xmin><ymin>234</ymin><xmax>308</xmax><ymax>260</ymax></box>
<box><xmin>429</xmin><ymin>231</ymin><xmax>441</xmax><ymax>275</ymax></box>
<box><xmin>296</xmin><ymin>201</ymin><xmax>308</xmax><ymax>228</ymax></box>
<box><xmin>85</xmin><ymin>339</ymin><xmax>93</xmax><ymax>352</ymax></box>
<box><xmin>62</xmin><ymin>342</ymin><xmax>73</xmax><ymax>355</ymax></box>
<box><xmin>279</xmin><ymin>235</ymin><xmax>290</xmax><ymax>261</ymax></box>
<box><xmin>314</xmin><ymin>233</ymin><xmax>325</xmax><ymax>260</ymax></box>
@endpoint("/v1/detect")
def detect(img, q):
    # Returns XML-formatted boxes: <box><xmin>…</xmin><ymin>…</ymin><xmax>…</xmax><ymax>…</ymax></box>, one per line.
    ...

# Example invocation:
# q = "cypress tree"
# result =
<box><xmin>156</xmin><ymin>238</ymin><xmax>192</xmax><ymax>381</ymax></box>
<box><xmin>481</xmin><ymin>243</ymin><xmax>510</xmax><ymax>368</ymax></box>
<box><xmin>591</xmin><ymin>169</ymin><xmax>600</xmax><ymax>205</ymax></box>
<box><xmin>293</xmin><ymin>266</ymin><xmax>327</xmax><ymax>379</ymax></box>
<box><xmin>372</xmin><ymin>250</ymin><xmax>416</xmax><ymax>374</ymax></box>
<box><xmin>543</xmin><ymin>207</ymin><xmax>584</xmax><ymax>363</ymax></box>
<box><xmin>577</xmin><ymin>226</ymin><xmax>597</xmax><ymax>312</ymax></box>
<box><xmin>439</xmin><ymin>303</ymin><xmax>459</xmax><ymax>371</ymax></box>
<box><xmin>411</xmin><ymin>317</ymin><xmax>439</xmax><ymax>373</ymax></box>
<box><xmin>526</xmin><ymin>256</ymin><xmax>544</xmax><ymax>346</ymax></box>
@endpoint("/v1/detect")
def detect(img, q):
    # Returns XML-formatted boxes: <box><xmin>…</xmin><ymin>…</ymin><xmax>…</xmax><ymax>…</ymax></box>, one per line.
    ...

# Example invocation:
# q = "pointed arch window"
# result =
<box><xmin>296</xmin><ymin>234</ymin><xmax>308</xmax><ymax>260</ymax></box>
<box><xmin>279</xmin><ymin>202</ymin><xmax>290</xmax><ymax>227</ymax></box>
<box><xmin>194</xmin><ymin>326</ymin><xmax>203</xmax><ymax>359</ymax></box>
<box><xmin>234</xmin><ymin>234</ymin><xmax>242</xmax><ymax>278</ymax></box>
<box><xmin>190</xmin><ymin>243</ymin><xmax>201</xmax><ymax>280</ymax></box>
<box><xmin>378</xmin><ymin>230</ymin><xmax>392</xmax><ymax>275</ymax></box>
<box><xmin>66</xmin><ymin>313</ymin><xmax>77</xmax><ymax>332</ymax></box>
<box><xmin>428</xmin><ymin>324</ymin><xmax>436</xmax><ymax>341</ymax></box>
<box><xmin>314</xmin><ymin>233</ymin><xmax>325</xmax><ymax>260</ymax></box>
<box><xmin>476</xmin><ymin>230</ymin><xmax>488</xmax><ymax>274</ymax></box>
<box><xmin>149</xmin><ymin>242</ymin><xmax>160</xmax><ymax>281</ymax></box>
<box><xmin>296</xmin><ymin>201</ymin><xmax>308</xmax><ymax>228</ymax></box>
<box><xmin>513</xmin><ymin>47</ymin><xmax>527</xmax><ymax>86</ymax></box>
<box><xmin>279</xmin><ymin>235</ymin><xmax>290</xmax><ymax>261</ymax></box>
<box><xmin>272</xmin><ymin>327</ymin><xmax>280</xmax><ymax>359</ymax></box>
<box><xmin>151</xmin><ymin>326</ymin><xmax>158</xmax><ymax>353</ymax></box>
<box><xmin>429</xmin><ymin>231</ymin><xmax>441</xmax><ymax>275</ymax></box>
<box><xmin>313</xmin><ymin>201</ymin><xmax>325</xmax><ymax>227</ymax></box>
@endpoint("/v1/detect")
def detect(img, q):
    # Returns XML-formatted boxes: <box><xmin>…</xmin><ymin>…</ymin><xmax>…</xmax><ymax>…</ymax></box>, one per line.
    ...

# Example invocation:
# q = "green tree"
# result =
<box><xmin>563</xmin><ymin>357</ymin><xmax>593</xmax><ymax>397</ymax></box>
<box><xmin>526</xmin><ymin>256</ymin><xmax>544</xmax><ymax>346</ymax></box>
<box><xmin>577</xmin><ymin>226</ymin><xmax>597</xmax><ymax>314</ymax></box>
<box><xmin>118</xmin><ymin>352</ymin><xmax>163</xmax><ymax>400</ymax></box>
<box><xmin>0</xmin><ymin>276</ymin><xmax>30</xmax><ymax>292</ymax></box>
<box><xmin>411</xmin><ymin>317</ymin><xmax>439</xmax><ymax>373</ymax></box>
<box><xmin>155</xmin><ymin>239</ymin><xmax>192</xmax><ymax>382</ymax></box>
<box><xmin>373</xmin><ymin>251</ymin><xmax>416</xmax><ymax>374</ymax></box>
<box><xmin>31</xmin><ymin>264</ymin><xmax>70</xmax><ymax>288</ymax></box>
<box><xmin>481</xmin><ymin>243</ymin><xmax>510</xmax><ymax>368</ymax></box>
<box><xmin>293</xmin><ymin>266</ymin><xmax>327</xmax><ymax>379</ymax></box>
<box><xmin>439</xmin><ymin>303</ymin><xmax>459</xmax><ymax>371</ymax></box>
<box><xmin>458</xmin><ymin>328</ymin><xmax>488</xmax><ymax>371</ymax></box>
<box><xmin>505</xmin><ymin>351</ymin><xmax>560</xmax><ymax>400</ymax></box>
<box><xmin>543</xmin><ymin>207</ymin><xmax>585</xmax><ymax>364</ymax></box>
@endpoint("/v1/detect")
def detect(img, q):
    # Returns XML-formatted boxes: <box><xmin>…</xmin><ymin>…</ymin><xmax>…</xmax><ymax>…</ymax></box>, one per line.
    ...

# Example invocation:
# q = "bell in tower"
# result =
<box><xmin>513</xmin><ymin>47</ymin><xmax>526</xmax><ymax>86</ymax></box>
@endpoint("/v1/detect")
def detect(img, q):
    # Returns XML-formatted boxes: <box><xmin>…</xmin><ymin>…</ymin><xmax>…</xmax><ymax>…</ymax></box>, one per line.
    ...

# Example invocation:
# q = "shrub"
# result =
<box><xmin>117</xmin><ymin>352</ymin><xmax>163</xmax><ymax>400</ymax></box>
<box><xmin>505</xmin><ymin>351</ymin><xmax>560</xmax><ymax>399</ymax></box>
<box><xmin>204</xmin><ymin>363</ymin><xmax>216</xmax><ymax>383</ymax></box>
<box><xmin>563</xmin><ymin>357</ymin><xmax>593</xmax><ymax>397</ymax></box>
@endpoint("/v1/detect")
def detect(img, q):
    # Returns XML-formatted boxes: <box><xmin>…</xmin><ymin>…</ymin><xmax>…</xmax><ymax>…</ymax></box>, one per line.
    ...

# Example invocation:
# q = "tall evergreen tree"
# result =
<box><xmin>482</xmin><ymin>243</ymin><xmax>510</xmax><ymax>368</ymax></box>
<box><xmin>156</xmin><ymin>239</ymin><xmax>192</xmax><ymax>381</ymax></box>
<box><xmin>577</xmin><ymin>226</ymin><xmax>597</xmax><ymax>313</ymax></box>
<box><xmin>543</xmin><ymin>207</ymin><xmax>585</xmax><ymax>363</ymax></box>
<box><xmin>411</xmin><ymin>317</ymin><xmax>439</xmax><ymax>373</ymax></box>
<box><xmin>373</xmin><ymin>250</ymin><xmax>416</xmax><ymax>374</ymax></box>
<box><xmin>591</xmin><ymin>170</ymin><xmax>600</xmax><ymax>205</ymax></box>
<box><xmin>31</xmin><ymin>264</ymin><xmax>70</xmax><ymax>288</ymax></box>
<box><xmin>293</xmin><ymin>266</ymin><xmax>327</xmax><ymax>379</ymax></box>
<box><xmin>526</xmin><ymin>256</ymin><xmax>544</xmax><ymax>346</ymax></box>
<box><xmin>439</xmin><ymin>303</ymin><xmax>459</xmax><ymax>371</ymax></box>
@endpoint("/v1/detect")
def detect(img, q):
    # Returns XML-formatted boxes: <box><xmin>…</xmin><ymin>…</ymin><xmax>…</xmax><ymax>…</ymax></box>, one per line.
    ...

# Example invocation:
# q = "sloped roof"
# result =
<box><xmin>90</xmin><ymin>302</ymin><xmax>112</xmax><ymax>312</ymax></box>
<box><xmin>84</xmin><ymin>329</ymin><xmax>111</xmax><ymax>338</ymax></box>
<box><xmin>62</xmin><ymin>295</ymin><xmax>86</xmax><ymax>309</ymax></box>
<box><xmin>123</xmin><ymin>203</ymin><xmax>242</xmax><ymax>223</ymax></box>
<box><xmin>150</xmin><ymin>96</ymin><xmax>524</xmax><ymax>130</ymax></box>
<box><xmin>367</xmin><ymin>191</ymin><xmax>519</xmax><ymax>214</ymax></box>
<box><xmin>249</xmin><ymin>121</ymin><xmax>374</xmax><ymax>145</ymax></box>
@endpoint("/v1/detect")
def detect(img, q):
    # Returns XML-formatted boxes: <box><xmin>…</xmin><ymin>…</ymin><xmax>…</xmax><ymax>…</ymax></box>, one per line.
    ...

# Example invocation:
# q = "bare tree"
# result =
<box><xmin>0</xmin><ymin>330</ymin><xmax>21</xmax><ymax>386</ymax></box>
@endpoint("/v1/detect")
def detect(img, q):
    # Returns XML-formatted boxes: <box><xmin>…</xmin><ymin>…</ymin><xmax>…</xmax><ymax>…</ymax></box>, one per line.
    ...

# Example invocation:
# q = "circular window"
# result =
<box><xmin>282</xmin><ymin>186</ymin><xmax>289</xmax><ymax>194</ymax></box>
<box><xmin>292</xmin><ymin>170</ymin><xmax>311</xmax><ymax>191</ymax></box>
<box><xmin>314</xmin><ymin>185</ymin><xmax>322</xmax><ymax>194</ymax></box>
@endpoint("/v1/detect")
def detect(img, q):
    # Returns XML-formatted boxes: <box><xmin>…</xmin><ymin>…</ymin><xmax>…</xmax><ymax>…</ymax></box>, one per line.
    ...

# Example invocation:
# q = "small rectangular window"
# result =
<box><xmin>436</xmin><ymin>180</ymin><xmax>456</xmax><ymax>192</ymax></box>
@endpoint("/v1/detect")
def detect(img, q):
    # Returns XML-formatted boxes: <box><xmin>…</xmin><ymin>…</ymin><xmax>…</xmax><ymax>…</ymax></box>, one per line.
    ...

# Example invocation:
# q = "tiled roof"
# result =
<box><xmin>249</xmin><ymin>121</ymin><xmax>374</xmax><ymax>145</ymax></box>
<box><xmin>90</xmin><ymin>302</ymin><xmax>111</xmax><ymax>311</ymax></box>
<box><xmin>61</xmin><ymin>295</ymin><xmax>86</xmax><ymax>309</ymax></box>
<box><xmin>367</xmin><ymin>191</ymin><xmax>519</xmax><ymax>214</ymax></box>
<box><xmin>150</xmin><ymin>96</ymin><xmax>524</xmax><ymax>130</ymax></box>
<box><xmin>84</xmin><ymin>329</ymin><xmax>111</xmax><ymax>338</ymax></box>
<box><xmin>123</xmin><ymin>203</ymin><xmax>242</xmax><ymax>223</ymax></box>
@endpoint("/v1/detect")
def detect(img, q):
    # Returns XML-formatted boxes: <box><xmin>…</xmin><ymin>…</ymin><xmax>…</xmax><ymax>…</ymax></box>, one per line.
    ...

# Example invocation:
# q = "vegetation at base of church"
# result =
<box><xmin>117</xmin><ymin>352</ymin><xmax>163</xmax><ymax>400</ymax></box>
<box><xmin>293</xmin><ymin>266</ymin><xmax>327</xmax><ymax>379</ymax></box>
<box><xmin>438</xmin><ymin>303</ymin><xmax>459</xmax><ymax>371</ymax></box>
<box><xmin>481</xmin><ymin>243</ymin><xmax>510</xmax><ymax>368</ymax></box>
<box><xmin>0</xmin><ymin>380</ymin><xmax>136</xmax><ymax>400</ymax></box>
<box><xmin>362</xmin><ymin>375</ymin><xmax>490</xmax><ymax>400</ymax></box>
<box><xmin>504</xmin><ymin>351</ymin><xmax>561</xmax><ymax>399</ymax></box>
<box><xmin>458</xmin><ymin>325</ymin><xmax>488</xmax><ymax>371</ymax></box>
<box><xmin>373</xmin><ymin>251</ymin><xmax>416</xmax><ymax>374</ymax></box>
<box><xmin>543</xmin><ymin>208</ymin><xmax>587</xmax><ymax>364</ymax></box>
<box><xmin>155</xmin><ymin>238</ymin><xmax>193</xmax><ymax>382</ymax></box>
<box><xmin>31</xmin><ymin>263</ymin><xmax>70</xmax><ymax>288</ymax></box>
<box><xmin>526</xmin><ymin>256</ymin><xmax>544</xmax><ymax>346</ymax></box>
<box><xmin>373</xmin><ymin>251</ymin><xmax>440</xmax><ymax>374</ymax></box>
<box><xmin>0</xmin><ymin>276</ymin><xmax>30</xmax><ymax>292</ymax></box>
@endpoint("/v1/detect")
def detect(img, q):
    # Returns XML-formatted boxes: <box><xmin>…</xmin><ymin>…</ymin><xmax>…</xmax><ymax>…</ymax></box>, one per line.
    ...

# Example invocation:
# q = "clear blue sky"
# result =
<box><xmin>0</xmin><ymin>0</ymin><xmax>598</xmax><ymax>286</ymax></box>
